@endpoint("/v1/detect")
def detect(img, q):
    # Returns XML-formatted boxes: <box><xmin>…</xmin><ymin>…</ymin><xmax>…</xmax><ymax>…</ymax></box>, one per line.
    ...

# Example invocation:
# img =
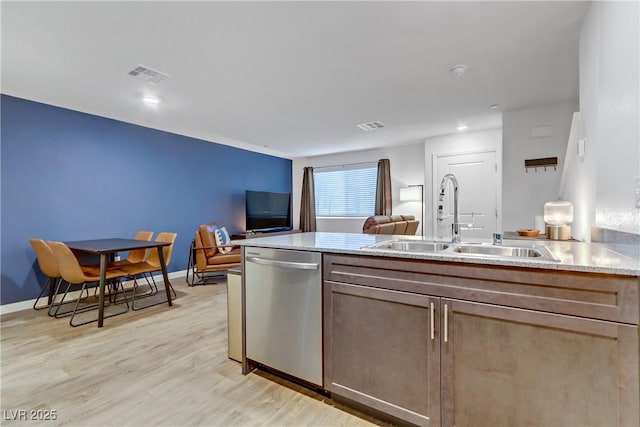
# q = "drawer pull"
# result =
<box><xmin>430</xmin><ymin>302</ymin><xmax>435</xmax><ymax>340</ymax></box>
<box><xmin>444</xmin><ymin>303</ymin><xmax>449</xmax><ymax>343</ymax></box>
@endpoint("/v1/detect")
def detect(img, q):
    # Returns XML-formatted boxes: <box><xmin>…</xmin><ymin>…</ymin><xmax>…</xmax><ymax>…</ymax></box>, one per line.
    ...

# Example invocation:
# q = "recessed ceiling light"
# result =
<box><xmin>456</xmin><ymin>124</ymin><xmax>468</xmax><ymax>131</ymax></box>
<box><xmin>142</xmin><ymin>95</ymin><xmax>160</xmax><ymax>105</ymax></box>
<box><xmin>490</xmin><ymin>104</ymin><xmax>500</xmax><ymax>110</ymax></box>
<box><xmin>450</xmin><ymin>64</ymin><xmax>467</xmax><ymax>77</ymax></box>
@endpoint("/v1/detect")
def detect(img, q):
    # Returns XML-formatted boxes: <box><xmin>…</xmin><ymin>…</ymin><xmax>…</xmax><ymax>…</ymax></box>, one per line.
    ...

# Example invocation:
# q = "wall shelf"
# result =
<box><xmin>525</xmin><ymin>157</ymin><xmax>558</xmax><ymax>172</ymax></box>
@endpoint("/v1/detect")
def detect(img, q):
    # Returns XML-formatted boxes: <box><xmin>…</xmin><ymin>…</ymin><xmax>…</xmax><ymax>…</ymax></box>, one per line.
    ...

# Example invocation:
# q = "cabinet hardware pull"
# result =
<box><xmin>430</xmin><ymin>302</ymin><xmax>435</xmax><ymax>340</ymax></box>
<box><xmin>246</xmin><ymin>256</ymin><xmax>319</xmax><ymax>270</ymax></box>
<box><xmin>444</xmin><ymin>303</ymin><xmax>449</xmax><ymax>343</ymax></box>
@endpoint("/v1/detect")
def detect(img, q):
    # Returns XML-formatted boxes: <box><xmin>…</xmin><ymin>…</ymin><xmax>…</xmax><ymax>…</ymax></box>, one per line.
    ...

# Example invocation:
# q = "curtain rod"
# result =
<box><xmin>311</xmin><ymin>161</ymin><xmax>378</xmax><ymax>171</ymax></box>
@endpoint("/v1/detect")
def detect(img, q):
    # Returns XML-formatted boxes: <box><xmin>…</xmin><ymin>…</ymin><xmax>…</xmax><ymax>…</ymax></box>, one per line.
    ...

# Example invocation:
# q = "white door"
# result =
<box><xmin>434</xmin><ymin>151</ymin><xmax>499</xmax><ymax>240</ymax></box>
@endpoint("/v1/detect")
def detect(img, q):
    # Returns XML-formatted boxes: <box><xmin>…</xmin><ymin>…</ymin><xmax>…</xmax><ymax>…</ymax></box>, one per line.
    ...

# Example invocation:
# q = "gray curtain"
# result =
<box><xmin>299</xmin><ymin>167</ymin><xmax>317</xmax><ymax>232</ymax></box>
<box><xmin>375</xmin><ymin>159</ymin><xmax>392</xmax><ymax>215</ymax></box>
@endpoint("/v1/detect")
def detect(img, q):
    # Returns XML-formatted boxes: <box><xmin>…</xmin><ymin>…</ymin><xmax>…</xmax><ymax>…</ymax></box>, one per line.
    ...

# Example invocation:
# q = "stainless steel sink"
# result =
<box><xmin>363</xmin><ymin>239</ymin><xmax>560</xmax><ymax>262</ymax></box>
<box><xmin>453</xmin><ymin>244</ymin><xmax>560</xmax><ymax>261</ymax></box>
<box><xmin>364</xmin><ymin>240</ymin><xmax>450</xmax><ymax>253</ymax></box>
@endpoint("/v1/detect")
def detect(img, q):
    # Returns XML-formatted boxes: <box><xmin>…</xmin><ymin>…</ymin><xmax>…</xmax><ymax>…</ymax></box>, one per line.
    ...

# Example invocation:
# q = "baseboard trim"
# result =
<box><xmin>0</xmin><ymin>269</ymin><xmax>187</xmax><ymax>316</ymax></box>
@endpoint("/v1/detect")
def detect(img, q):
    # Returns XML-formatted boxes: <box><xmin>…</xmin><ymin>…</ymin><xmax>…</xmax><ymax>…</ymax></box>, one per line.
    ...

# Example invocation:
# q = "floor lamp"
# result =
<box><xmin>399</xmin><ymin>184</ymin><xmax>424</xmax><ymax>236</ymax></box>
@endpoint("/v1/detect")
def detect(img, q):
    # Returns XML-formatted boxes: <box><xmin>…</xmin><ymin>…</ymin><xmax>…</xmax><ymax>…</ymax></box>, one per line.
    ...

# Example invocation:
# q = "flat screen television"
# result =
<box><xmin>245</xmin><ymin>190</ymin><xmax>292</xmax><ymax>232</ymax></box>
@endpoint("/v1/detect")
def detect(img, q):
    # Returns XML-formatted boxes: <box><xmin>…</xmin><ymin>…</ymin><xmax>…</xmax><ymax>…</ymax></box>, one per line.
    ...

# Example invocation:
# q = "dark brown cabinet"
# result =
<box><xmin>324</xmin><ymin>282</ymin><xmax>440</xmax><ymax>426</ymax></box>
<box><xmin>441</xmin><ymin>299</ymin><xmax>637</xmax><ymax>427</ymax></box>
<box><xmin>323</xmin><ymin>254</ymin><xmax>639</xmax><ymax>427</ymax></box>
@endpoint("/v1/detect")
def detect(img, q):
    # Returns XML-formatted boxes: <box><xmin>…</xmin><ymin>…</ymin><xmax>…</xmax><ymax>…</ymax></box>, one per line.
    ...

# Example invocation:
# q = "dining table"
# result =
<box><xmin>65</xmin><ymin>238</ymin><xmax>173</xmax><ymax>327</ymax></box>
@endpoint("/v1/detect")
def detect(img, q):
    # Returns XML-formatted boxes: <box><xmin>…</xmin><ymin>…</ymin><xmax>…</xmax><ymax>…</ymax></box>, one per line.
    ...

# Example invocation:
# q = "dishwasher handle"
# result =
<box><xmin>246</xmin><ymin>256</ymin><xmax>319</xmax><ymax>270</ymax></box>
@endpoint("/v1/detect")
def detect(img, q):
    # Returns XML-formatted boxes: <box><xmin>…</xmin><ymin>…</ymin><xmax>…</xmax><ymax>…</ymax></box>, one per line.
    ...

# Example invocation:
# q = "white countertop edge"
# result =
<box><xmin>233</xmin><ymin>232</ymin><xmax>640</xmax><ymax>276</ymax></box>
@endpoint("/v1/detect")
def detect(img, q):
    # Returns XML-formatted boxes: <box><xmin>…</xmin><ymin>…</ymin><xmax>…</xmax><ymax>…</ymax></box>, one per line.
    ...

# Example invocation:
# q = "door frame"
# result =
<box><xmin>431</xmin><ymin>148</ymin><xmax>502</xmax><ymax>239</ymax></box>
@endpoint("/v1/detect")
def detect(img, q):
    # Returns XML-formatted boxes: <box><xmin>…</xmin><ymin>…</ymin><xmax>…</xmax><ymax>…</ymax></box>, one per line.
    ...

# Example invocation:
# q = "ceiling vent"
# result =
<box><xmin>357</xmin><ymin>121</ymin><xmax>385</xmax><ymax>131</ymax></box>
<box><xmin>128</xmin><ymin>65</ymin><xmax>170</xmax><ymax>85</ymax></box>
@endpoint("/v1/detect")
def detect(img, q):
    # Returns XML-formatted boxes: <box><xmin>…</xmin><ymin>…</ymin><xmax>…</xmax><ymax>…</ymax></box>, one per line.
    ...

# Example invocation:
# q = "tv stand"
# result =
<box><xmin>231</xmin><ymin>229</ymin><xmax>301</xmax><ymax>240</ymax></box>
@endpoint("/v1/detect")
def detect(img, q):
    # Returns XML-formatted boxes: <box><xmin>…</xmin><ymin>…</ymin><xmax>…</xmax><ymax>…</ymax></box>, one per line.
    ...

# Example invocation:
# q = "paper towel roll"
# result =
<box><xmin>534</xmin><ymin>215</ymin><xmax>545</xmax><ymax>233</ymax></box>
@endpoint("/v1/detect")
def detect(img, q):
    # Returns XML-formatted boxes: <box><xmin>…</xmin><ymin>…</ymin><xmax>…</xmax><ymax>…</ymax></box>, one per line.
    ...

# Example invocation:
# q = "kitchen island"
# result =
<box><xmin>236</xmin><ymin>232</ymin><xmax>640</xmax><ymax>427</ymax></box>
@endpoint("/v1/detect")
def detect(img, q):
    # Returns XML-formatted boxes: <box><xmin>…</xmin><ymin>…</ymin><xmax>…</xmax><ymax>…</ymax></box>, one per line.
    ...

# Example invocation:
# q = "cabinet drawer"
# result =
<box><xmin>324</xmin><ymin>254</ymin><xmax>639</xmax><ymax>324</ymax></box>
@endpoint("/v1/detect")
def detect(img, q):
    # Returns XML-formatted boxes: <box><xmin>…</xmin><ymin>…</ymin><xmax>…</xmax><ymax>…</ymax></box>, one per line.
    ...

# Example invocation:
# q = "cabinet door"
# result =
<box><xmin>324</xmin><ymin>281</ymin><xmax>441</xmax><ymax>427</ymax></box>
<box><xmin>441</xmin><ymin>299</ymin><xmax>639</xmax><ymax>427</ymax></box>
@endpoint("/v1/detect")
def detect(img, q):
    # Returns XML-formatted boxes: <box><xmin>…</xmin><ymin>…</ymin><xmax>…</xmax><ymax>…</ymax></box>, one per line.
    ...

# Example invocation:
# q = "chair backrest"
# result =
<box><xmin>198</xmin><ymin>224</ymin><xmax>219</xmax><ymax>257</ymax></box>
<box><xmin>193</xmin><ymin>230</ymin><xmax>208</xmax><ymax>270</ymax></box>
<box><xmin>29</xmin><ymin>238</ymin><xmax>60</xmax><ymax>278</ymax></box>
<box><xmin>127</xmin><ymin>230</ymin><xmax>154</xmax><ymax>263</ymax></box>
<box><xmin>47</xmin><ymin>241</ymin><xmax>90</xmax><ymax>284</ymax></box>
<box><xmin>147</xmin><ymin>232</ymin><xmax>178</xmax><ymax>268</ymax></box>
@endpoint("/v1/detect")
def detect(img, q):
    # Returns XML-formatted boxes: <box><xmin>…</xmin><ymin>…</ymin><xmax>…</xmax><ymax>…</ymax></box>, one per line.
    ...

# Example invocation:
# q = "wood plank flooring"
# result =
<box><xmin>1</xmin><ymin>276</ymin><xmax>382</xmax><ymax>426</ymax></box>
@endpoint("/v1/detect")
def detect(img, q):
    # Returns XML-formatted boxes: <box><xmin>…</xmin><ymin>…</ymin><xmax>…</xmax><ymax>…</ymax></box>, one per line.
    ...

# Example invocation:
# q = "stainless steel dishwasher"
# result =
<box><xmin>244</xmin><ymin>247</ymin><xmax>322</xmax><ymax>387</ymax></box>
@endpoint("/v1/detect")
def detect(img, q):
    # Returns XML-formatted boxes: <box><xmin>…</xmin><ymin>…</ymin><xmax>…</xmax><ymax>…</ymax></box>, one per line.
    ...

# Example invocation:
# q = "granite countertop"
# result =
<box><xmin>233</xmin><ymin>232</ymin><xmax>640</xmax><ymax>276</ymax></box>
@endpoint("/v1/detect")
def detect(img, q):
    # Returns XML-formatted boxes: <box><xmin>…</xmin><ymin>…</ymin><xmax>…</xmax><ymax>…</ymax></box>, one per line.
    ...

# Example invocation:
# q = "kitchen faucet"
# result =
<box><xmin>438</xmin><ymin>173</ymin><xmax>461</xmax><ymax>243</ymax></box>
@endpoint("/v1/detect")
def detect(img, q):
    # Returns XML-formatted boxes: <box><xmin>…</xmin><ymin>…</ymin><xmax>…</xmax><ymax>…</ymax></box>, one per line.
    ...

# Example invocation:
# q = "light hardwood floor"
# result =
<box><xmin>1</xmin><ymin>276</ymin><xmax>382</xmax><ymax>426</ymax></box>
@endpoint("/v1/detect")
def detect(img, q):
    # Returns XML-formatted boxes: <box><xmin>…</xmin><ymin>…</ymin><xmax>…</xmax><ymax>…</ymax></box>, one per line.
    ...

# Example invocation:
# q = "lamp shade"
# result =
<box><xmin>399</xmin><ymin>186</ymin><xmax>422</xmax><ymax>202</ymax></box>
<box><xmin>544</xmin><ymin>201</ymin><xmax>573</xmax><ymax>225</ymax></box>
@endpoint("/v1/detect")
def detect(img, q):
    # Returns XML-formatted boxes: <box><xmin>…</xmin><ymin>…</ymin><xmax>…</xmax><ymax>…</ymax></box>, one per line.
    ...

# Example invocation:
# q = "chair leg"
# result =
<box><xmin>70</xmin><ymin>282</ymin><xmax>130</xmax><ymax>327</ymax></box>
<box><xmin>130</xmin><ymin>275</ymin><xmax>155</xmax><ymax>310</ymax></box>
<box><xmin>130</xmin><ymin>272</ymin><xmax>176</xmax><ymax>311</ymax></box>
<box><xmin>112</xmin><ymin>280</ymin><xmax>130</xmax><ymax>310</ymax></box>
<box><xmin>144</xmin><ymin>272</ymin><xmax>175</xmax><ymax>299</ymax></box>
<box><xmin>131</xmin><ymin>276</ymin><xmax>142</xmax><ymax>310</ymax></box>
<box><xmin>48</xmin><ymin>278</ymin><xmax>65</xmax><ymax>317</ymax></box>
<box><xmin>145</xmin><ymin>273</ymin><xmax>175</xmax><ymax>299</ymax></box>
<box><xmin>69</xmin><ymin>283</ymin><xmax>90</xmax><ymax>326</ymax></box>
<box><xmin>149</xmin><ymin>272</ymin><xmax>176</xmax><ymax>299</ymax></box>
<box><xmin>108</xmin><ymin>279</ymin><xmax>130</xmax><ymax>307</ymax></box>
<box><xmin>52</xmin><ymin>281</ymin><xmax>95</xmax><ymax>318</ymax></box>
<box><xmin>33</xmin><ymin>277</ymin><xmax>54</xmax><ymax>310</ymax></box>
<box><xmin>51</xmin><ymin>281</ymin><xmax>74</xmax><ymax>318</ymax></box>
<box><xmin>186</xmin><ymin>239</ymin><xmax>196</xmax><ymax>286</ymax></box>
<box><xmin>190</xmin><ymin>269</ymin><xmax>228</xmax><ymax>286</ymax></box>
<box><xmin>140</xmin><ymin>274</ymin><xmax>157</xmax><ymax>296</ymax></box>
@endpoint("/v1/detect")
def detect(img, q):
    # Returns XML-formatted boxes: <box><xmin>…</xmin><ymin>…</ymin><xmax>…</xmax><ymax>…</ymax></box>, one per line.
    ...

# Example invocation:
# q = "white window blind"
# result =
<box><xmin>314</xmin><ymin>165</ymin><xmax>377</xmax><ymax>217</ymax></box>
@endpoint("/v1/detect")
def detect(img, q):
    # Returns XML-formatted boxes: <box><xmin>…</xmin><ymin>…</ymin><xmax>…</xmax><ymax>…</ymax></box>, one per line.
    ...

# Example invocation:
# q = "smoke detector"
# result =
<box><xmin>357</xmin><ymin>121</ymin><xmax>385</xmax><ymax>131</ymax></box>
<box><xmin>128</xmin><ymin>65</ymin><xmax>170</xmax><ymax>85</ymax></box>
<box><xmin>450</xmin><ymin>64</ymin><xmax>467</xmax><ymax>77</ymax></box>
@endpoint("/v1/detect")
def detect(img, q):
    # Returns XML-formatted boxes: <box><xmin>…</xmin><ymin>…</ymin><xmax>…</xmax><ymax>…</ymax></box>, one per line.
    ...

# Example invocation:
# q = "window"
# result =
<box><xmin>314</xmin><ymin>164</ymin><xmax>377</xmax><ymax>217</ymax></box>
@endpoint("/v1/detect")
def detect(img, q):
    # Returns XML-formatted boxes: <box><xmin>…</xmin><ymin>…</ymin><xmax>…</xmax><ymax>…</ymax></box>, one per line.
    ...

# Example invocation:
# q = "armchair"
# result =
<box><xmin>187</xmin><ymin>224</ymin><xmax>241</xmax><ymax>286</ymax></box>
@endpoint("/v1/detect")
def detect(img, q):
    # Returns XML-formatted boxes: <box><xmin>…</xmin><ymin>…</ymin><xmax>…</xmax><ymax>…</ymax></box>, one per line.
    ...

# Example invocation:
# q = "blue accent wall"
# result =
<box><xmin>0</xmin><ymin>95</ymin><xmax>292</xmax><ymax>305</ymax></box>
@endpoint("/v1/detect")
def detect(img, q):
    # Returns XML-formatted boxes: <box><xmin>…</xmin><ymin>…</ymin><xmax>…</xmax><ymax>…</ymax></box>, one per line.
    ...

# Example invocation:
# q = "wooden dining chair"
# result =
<box><xmin>112</xmin><ymin>231</ymin><xmax>154</xmax><ymax>266</ymax></box>
<box><xmin>108</xmin><ymin>231</ymin><xmax>154</xmax><ymax>298</ymax></box>
<box><xmin>47</xmin><ymin>241</ymin><xmax>130</xmax><ymax>326</ymax></box>
<box><xmin>119</xmin><ymin>232</ymin><xmax>178</xmax><ymax>307</ymax></box>
<box><xmin>29</xmin><ymin>238</ymin><xmax>63</xmax><ymax>313</ymax></box>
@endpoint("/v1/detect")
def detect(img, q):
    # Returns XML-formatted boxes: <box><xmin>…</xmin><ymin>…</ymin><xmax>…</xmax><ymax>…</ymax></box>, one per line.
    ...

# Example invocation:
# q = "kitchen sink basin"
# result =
<box><xmin>453</xmin><ymin>244</ymin><xmax>560</xmax><ymax>261</ymax></box>
<box><xmin>364</xmin><ymin>239</ymin><xmax>450</xmax><ymax>253</ymax></box>
<box><xmin>363</xmin><ymin>240</ymin><xmax>561</xmax><ymax>262</ymax></box>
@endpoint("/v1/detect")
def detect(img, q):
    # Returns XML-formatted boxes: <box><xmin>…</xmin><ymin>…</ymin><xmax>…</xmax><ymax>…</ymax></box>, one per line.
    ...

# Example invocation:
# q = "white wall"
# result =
<box><xmin>561</xmin><ymin>1</ymin><xmax>640</xmax><ymax>240</ymax></box>
<box><xmin>502</xmin><ymin>101</ymin><xmax>578</xmax><ymax>233</ymax></box>
<box><xmin>594</xmin><ymin>1</ymin><xmax>638</xmax><ymax>235</ymax></box>
<box><xmin>292</xmin><ymin>142</ymin><xmax>425</xmax><ymax>233</ymax></box>
<box><xmin>423</xmin><ymin>128</ymin><xmax>502</xmax><ymax>237</ymax></box>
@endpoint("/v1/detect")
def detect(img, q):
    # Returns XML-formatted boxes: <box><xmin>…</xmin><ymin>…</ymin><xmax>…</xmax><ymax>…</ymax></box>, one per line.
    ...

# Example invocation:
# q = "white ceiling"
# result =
<box><xmin>1</xmin><ymin>1</ymin><xmax>589</xmax><ymax>159</ymax></box>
